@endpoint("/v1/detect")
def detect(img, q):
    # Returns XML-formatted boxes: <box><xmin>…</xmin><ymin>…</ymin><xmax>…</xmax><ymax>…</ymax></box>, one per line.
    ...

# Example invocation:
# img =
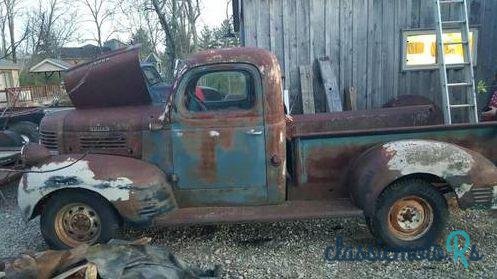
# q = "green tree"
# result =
<box><xmin>131</xmin><ymin>27</ymin><xmax>154</xmax><ymax>59</ymax></box>
<box><xmin>199</xmin><ymin>26</ymin><xmax>214</xmax><ymax>50</ymax></box>
<box><xmin>199</xmin><ymin>19</ymin><xmax>239</xmax><ymax>51</ymax></box>
<box><xmin>213</xmin><ymin>19</ymin><xmax>239</xmax><ymax>48</ymax></box>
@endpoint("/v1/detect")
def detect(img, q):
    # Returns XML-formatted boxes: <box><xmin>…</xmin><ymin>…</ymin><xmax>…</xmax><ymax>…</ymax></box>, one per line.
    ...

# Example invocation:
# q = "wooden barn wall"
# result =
<box><xmin>239</xmin><ymin>0</ymin><xmax>497</xmax><ymax>114</ymax></box>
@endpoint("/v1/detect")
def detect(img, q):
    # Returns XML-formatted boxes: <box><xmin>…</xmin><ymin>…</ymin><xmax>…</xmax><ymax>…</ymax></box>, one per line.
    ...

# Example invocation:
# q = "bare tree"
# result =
<box><xmin>149</xmin><ymin>0</ymin><xmax>201</xmax><ymax>81</ymax></box>
<box><xmin>0</xmin><ymin>3</ymin><xmax>7</xmax><ymax>56</ymax></box>
<box><xmin>80</xmin><ymin>0</ymin><xmax>116</xmax><ymax>48</ymax></box>
<box><xmin>0</xmin><ymin>8</ymin><xmax>29</xmax><ymax>61</ymax></box>
<box><xmin>27</xmin><ymin>0</ymin><xmax>77</xmax><ymax>59</ymax></box>
<box><xmin>117</xmin><ymin>0</ymin><xmax>162</xmax><ymax>54</ymax></box>
<box><xmin>144</xmin><ymin>10</ymin><xmax>162</xmax><ymax>51</ymax></box>
<box><xmin>183</xmin><ymin>0</ymin><xmax>200</xmax><ymax>49</ymax></box>
<box><xmin>2</xmin><ymin>0</ymin><xmax>22</xmax><ymax>62</ymax></box>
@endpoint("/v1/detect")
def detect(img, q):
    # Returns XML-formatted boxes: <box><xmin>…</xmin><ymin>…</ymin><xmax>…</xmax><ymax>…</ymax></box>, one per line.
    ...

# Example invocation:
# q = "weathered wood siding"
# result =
<box><xmin>238</xmin><ymin>0</ymin><xmax>497</xmax><ymax>114</ymax></box>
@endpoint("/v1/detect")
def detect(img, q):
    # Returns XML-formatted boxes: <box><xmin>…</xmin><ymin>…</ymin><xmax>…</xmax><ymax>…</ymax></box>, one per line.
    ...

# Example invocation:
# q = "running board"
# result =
<box><xmin>153</xmin><ymin>200</ymin><xmax>364</xmax><ymax>226</ymax></box>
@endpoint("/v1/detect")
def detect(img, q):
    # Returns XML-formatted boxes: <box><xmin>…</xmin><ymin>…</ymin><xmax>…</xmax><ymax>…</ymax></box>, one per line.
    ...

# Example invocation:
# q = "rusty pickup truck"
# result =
<box><xmin>18</xmin><ymin>46</ymin><xmax>497</xmax><ymax>250</ymax></box>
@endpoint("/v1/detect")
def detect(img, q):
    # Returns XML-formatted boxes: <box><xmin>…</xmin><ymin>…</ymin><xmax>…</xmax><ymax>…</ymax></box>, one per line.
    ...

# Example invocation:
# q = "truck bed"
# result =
<box><xmin>287</xmin><ymin>107</ymin><xmax>497</xmax><ymax>202</ymax></box>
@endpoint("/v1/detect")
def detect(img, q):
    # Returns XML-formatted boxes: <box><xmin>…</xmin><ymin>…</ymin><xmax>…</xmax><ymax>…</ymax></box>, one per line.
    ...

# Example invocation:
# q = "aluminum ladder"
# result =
<box><xmin>435</xmin><ymin>0</ymin><xmax>478</xmax><ymax>124</ymax></box>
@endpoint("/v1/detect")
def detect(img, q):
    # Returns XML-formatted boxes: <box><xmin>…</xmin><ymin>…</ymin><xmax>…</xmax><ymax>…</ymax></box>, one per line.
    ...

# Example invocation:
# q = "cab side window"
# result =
<box><xmin>185</xmin><ymin>70</ymin><xmax>255</xmax><ymax>112</ymax></box>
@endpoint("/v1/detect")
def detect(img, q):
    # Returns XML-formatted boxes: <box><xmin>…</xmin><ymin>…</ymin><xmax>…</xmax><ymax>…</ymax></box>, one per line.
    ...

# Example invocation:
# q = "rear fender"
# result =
<box><xmin>18</xmin><ymin>154</ymin><xmax>177</xmax><ymax>225</ymax></box>
<box><xmin>349</xmin><ymin>140</ymin><xmax>497</xmax><ymax>215</ymax></box>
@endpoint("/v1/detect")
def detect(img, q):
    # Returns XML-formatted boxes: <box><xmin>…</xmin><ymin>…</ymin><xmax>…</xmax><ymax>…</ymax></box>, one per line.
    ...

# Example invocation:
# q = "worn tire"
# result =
<box><xmin>365</xmin><ymin>216</ymin><xmax>376</xmax><ymax>237</ymax></box>
<box><xmin>40</xmin><ymin>191</ymin><xmax>120</xmax><ymax>250</ymax></box>
<box><xmin>9</xmin><ymin>121</ymin><xmax>39</xmax><ymax>143</ymax></box>
<box><xmin>368</xmin><ymin>179</ymin><xmax>448</xmax><ymax>250</ymax></box>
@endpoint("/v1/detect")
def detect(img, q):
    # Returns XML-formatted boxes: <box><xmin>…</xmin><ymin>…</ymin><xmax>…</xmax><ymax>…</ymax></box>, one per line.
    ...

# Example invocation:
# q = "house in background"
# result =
<box><xmin>60</xmin><ymin>44</ymin><xmax>111</xmax><ymax>65</ymax></box>
<box><xmin>0</xmin><ymin>59</ymin><xmax>21</xmax><ymax>90</ymax></box>
<box><xmin>232</xmin><ymin>0</ymin><xmax>497</xmax><ymax>115</ymax></box>
<box><xmin>59</xmin><ymin>40</ymin><xmax>126</xmax><ymax>66</ymax></box>
<box><xmin>0</xmin><ymin>58</ymin><xmax>72</xmax><ymax>108</ymax></box>
<box><xmin>104</xmin><ymin>39</ymin><xmax>126</xmax><ymax>51</ymax></box>
<box><xmin>29</xmin><ymin>58</ymin><xmax>73</xmax><ymax>80</ymax></box>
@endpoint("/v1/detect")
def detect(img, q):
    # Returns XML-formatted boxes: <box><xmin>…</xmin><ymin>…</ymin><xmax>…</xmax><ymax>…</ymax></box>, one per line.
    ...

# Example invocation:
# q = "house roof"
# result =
<box><xmin>30</xmin><ymin>58</ymin><xmax>74</xmax><ymax>73</ymax></box>
<box><xmin>104</xmin><ymin>39</ymin><xmax>126</xmax><ymax>50</ymax></box>
<box><xmin>0</xmin><ymin>59</ymin><xmax>21</xmax><ymax>70</ymax></box>
<box><xmin>60</xmin><ymin>44</ymin><xmax>111</xmax><ymax>60</ymax></box>
<box><xmin>144</xmin><ymin>53</ymin><xmax>161</xmax><ymax>63</ymax></box>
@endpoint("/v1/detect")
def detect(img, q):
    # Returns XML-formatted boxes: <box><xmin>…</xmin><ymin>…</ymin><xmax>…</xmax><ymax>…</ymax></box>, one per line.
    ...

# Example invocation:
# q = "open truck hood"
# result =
<box><xmin>63</xmin><ymin>46</ymin><xmax>152</xmax><ymax>108</ymax></box>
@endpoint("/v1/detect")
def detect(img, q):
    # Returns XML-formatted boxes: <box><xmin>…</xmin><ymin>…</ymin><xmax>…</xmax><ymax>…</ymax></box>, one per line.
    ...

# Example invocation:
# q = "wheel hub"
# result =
<box><xmin>388</xmin><ymin>196</ymin><xmax>434</xmax><ymax>241</ymax></box>
<box><xmin>56</xmin><ymin>203</ymin><xmax>101</xmax><ymax>245</ymax></box>
<box><xmin>71</xmin><ymin>213</ymin><xmax>92</xmax><ymax>232</ymax></box>
<box><xmin>397</xmin><ymin>204</ymin><xmax>424</xmax><ymax>230</ymax></box>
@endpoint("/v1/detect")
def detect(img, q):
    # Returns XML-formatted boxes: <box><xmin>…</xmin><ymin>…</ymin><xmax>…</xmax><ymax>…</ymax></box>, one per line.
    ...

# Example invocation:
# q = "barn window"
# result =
<box><xmin>402</xmin><ymin>29</ymin><xmax>478</xmax><ymax>71</ymax></box>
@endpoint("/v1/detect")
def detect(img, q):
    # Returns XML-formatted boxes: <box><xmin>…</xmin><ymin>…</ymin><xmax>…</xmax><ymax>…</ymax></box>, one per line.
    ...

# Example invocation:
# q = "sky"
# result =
<box><xmin>14</xmin><ymin>0</ymin><xmax>231</xmax><ymax>48</ymax></box>
<box><xmin>199</xmin><ymin>0</ymin><xmax>232</xmax><ymax>28</ymax></box>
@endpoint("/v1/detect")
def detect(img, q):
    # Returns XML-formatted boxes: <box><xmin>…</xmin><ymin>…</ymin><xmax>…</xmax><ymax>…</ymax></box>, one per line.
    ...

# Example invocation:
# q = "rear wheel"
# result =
<box><xmin>40</xmin><ymin>191</ymin><xmax>120</xmax><ymax>250</ymax></box>
<box><xmin>368</xmin><ymin>179</ymin><xmax>448</xmax><ymax>250</ymax></box>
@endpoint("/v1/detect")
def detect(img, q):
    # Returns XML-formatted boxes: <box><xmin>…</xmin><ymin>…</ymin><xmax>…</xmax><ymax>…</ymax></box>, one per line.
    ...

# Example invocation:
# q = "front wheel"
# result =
<box><xmin>368</xmin><ymin>179</ymin><xmax>448</xmax><ymax>250</ymax></box>
<box><xmin>40</xmin><ymin>191</ymin><xmax>120</xmax><ymax>250</ymax></box>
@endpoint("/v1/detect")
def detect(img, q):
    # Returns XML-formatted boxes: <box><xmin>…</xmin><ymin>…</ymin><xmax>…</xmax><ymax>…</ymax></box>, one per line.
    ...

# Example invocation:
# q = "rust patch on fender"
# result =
<box><xmin>349</xmin><ymin>139</ymin><xmax>497</xmax><ymax>214</ymax></box>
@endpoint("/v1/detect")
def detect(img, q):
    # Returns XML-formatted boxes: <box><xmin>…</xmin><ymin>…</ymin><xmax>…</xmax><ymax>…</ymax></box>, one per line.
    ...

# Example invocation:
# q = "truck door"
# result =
<box><xmin>171</xmin><ymin>64</ymin><xmax>267</xmax><ymax>206</ymax></box>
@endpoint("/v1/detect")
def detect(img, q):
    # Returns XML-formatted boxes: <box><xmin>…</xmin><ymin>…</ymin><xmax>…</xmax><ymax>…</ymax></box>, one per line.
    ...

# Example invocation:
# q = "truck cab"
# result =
<box><xmin>19</xmin><ymin>47</ymin><xmax>497</xmax><ymax>250</ymax></box>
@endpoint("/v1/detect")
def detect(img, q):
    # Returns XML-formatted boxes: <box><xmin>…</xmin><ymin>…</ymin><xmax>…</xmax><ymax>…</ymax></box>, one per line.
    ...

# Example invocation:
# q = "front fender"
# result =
<box><xmin>18</xmin><ymin>154</ymin><xmax>177</xmax><ymax>225</ymax></box>
<box><xmin>349</xmin><ymin>139</ymin><xmax>497</xmax><ymax>215</ymax></box>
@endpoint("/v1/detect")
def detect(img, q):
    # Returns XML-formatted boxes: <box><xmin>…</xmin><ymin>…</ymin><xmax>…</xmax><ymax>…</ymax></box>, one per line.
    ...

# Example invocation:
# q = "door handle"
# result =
<box><xmin>246</xmin><ymin>129</ymin><xmax>263</xmax><ymax>135</ymax></box>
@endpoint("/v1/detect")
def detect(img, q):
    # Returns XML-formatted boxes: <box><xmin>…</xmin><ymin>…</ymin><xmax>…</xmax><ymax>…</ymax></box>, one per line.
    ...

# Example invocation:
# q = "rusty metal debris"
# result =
<box><xmin>0</xmin><ymin>131</ymin><xmax>25</xmax><ymax>192</ymax></box>
<box><xmin>20</xmin><ymin>143</ymin><xmax>51</xmax><ymax>167</ymax></box>
<box><xmin>0</xmin><ymin>238</ymin><xmax>219</xmax><ymax>279</ymax></box>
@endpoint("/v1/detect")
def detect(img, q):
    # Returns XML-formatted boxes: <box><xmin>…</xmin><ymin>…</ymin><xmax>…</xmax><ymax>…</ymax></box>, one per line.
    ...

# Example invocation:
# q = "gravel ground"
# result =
<box><xmin>1</xmin><ymin>181</ymin><xmax>497</xmax><ymax>278</ymax></box>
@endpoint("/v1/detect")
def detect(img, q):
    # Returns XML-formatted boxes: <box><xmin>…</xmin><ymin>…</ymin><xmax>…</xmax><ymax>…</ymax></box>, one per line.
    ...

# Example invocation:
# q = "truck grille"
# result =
<box><xmin>80</xmin><ymin>134</ymin><xmax>127</xmax><ymax>150</ymax></box>
<box><xmin>40</xmin><ymin>131</ymin><xmax>59</xmax><ymax>150</ymax></box>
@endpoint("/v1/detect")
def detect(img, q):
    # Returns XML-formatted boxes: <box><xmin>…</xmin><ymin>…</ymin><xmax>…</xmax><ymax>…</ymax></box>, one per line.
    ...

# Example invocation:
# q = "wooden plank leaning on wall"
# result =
<box><xmin>299</xmin><ymin>65</ymin><xmax>315</xmax><ymax>114</ymax></box>
<box><xmin>318</xmin><ymin>57</ymin><xmax>343</xmax><ymax>112</ymax></box>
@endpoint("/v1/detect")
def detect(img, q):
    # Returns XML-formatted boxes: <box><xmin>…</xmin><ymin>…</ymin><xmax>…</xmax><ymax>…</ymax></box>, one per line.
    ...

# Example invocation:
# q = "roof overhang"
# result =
<box><xmin>29</xmin><ymin>59</ymin><xmax>72</xmax><ymax>73</ymax></box>
<box><xmin>0</xmin><ymin>60</ymin><xmax>21</xmax><ymax>71</ymax></box>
